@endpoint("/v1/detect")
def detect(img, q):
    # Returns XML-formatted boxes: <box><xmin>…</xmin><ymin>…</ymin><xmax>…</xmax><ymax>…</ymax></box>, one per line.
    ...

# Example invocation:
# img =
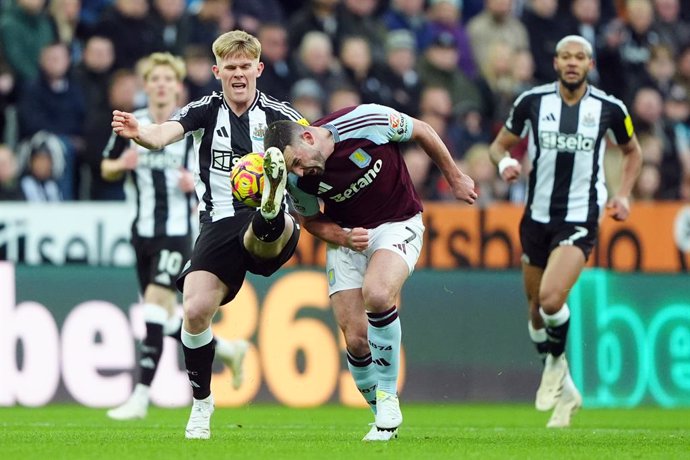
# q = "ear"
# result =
<box><xmin>257</xmin><ymin>61</ymin><xmax>264</xmax><ymax>77</ymax></box>
<box><xmin>553</xmin><ymin>56</ymin><xmax>558</xmax><ymax>72</ymax></box>
<box><xmin>302</xmin><ymin>129</ymin><xmax>314</xmax><ymax>145</ymax></box>
<box><xmin>212</xmin><ymin>64</ymin><xmax>220</xmax><ymax>80</ymax></box>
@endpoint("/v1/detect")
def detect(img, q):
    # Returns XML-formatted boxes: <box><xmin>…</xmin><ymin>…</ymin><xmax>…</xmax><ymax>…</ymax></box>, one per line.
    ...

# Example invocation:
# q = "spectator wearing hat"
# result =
<box><xmin>427</xmin><ymin>0</ymin><xmax>478</xmax><ymax>79</ymax></box>
<box><xmin>467</xmin><ymin>0</ymin><xmax>529</xmax><ymax>71</ymax></box>
<box><xmin>382</xmin><ymin>0</ymin><xmax>434</xmax><ymax>51</ymax></box>
<box><xmin>376</xmin><ymin>30</ymin><xmax>422</xmax><ymax>116</ymax></box>
<box><xmin>19</xmin><ymin>141</ymin><xmax>64</xmax><ymax>202</ymax></box>
<box><xmin>418</xmin><ymin>31</ymin><xmax>484</xmax><ymax>117</ymax></box>
<box><xmin>290</xmin><ymin>78</ymin><xmax>325</xmax><ymax>123</ymax></box>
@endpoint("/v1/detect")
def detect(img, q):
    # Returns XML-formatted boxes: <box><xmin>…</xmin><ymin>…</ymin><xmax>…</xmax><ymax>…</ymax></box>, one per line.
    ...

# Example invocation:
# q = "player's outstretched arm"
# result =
<box><xmin>607</xmin><ymin>134</ymin><xmax>642</xmax><ymax>221</ymax></box>
<box><xmin>301</xmin><ymin>213</ymin><xmax>369</xmax><ymax>252</ymax></box>
<box><xmin>488</xmin><ymin>127</ymin><xmax>522</xmax><ymax>183</ymax></box>
<box><xmin>112</xmin><ymin>110</ymin><xmax>185</xmax><ymax>150</ymax></box>
<box><xmin>410</xmin><ymin>118</ymin><xmax>477</xmax><ymax>204</ymax></box>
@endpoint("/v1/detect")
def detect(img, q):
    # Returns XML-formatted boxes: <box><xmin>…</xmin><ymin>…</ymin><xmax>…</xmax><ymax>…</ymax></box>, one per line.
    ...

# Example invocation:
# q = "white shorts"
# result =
<box><xmin>326</xmin><ymin>213</ymin><xmax>424</xmax><ymax>296</ymax></box>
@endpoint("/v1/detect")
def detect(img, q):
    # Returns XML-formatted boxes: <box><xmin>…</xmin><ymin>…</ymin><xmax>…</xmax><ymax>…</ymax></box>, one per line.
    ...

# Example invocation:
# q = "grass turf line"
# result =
<box><xmin>0</xmin><ymin>404</ymin><xmax>688</xmax><ymax>459</ymax></box>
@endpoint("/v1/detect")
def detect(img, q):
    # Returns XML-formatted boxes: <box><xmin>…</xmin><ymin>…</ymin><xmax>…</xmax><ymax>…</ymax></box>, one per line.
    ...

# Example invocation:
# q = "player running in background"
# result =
<box><xmin>111</xmin><ymin>32</ymin><xmax>306</xmax><ymax>439</ymax></box>
<box><xmin>489</xmin><ymin>35</ymin><xmax>642</xmax><ymax>427</ymax></box>
<box><xmin>102</xmin><ymin>52</ymin><xmax>249</xmax><ymax>421</ymax></box>
<box><xmin>264</xmin><ymin>104</ymin><xmax>477</xmax><ymax>441</ymax></box>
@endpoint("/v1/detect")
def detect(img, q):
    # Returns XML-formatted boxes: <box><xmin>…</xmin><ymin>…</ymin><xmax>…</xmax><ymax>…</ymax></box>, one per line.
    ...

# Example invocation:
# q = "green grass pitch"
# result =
<box><xmin>1</xmin><ymin>404</ymin><xmax>688</xmax><ymax>459</ymax></box>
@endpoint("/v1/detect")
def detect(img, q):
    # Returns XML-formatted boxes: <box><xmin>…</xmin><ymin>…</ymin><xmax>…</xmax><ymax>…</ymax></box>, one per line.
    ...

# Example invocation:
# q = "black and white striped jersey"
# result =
<box><xmin>171</xmin><ymin>90</ymin><xmax>306</xmax><ymax>223</ymax></box>
<box><xmin>506</xmin><ymin>82</ymin><xmax>635</xmax><ymax>224</ymax></box>
<box><xmin>104</xmin><ymin>108</ymin><xmax>193</xmax><ymax>238</ymax></box>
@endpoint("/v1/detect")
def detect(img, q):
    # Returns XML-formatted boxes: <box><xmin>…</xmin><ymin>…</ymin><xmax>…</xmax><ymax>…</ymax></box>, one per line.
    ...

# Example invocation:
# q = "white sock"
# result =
<box><xmin>367</xmin><ymin>307</ymin><xmax>401</xmax><ymax>395</ymax></box>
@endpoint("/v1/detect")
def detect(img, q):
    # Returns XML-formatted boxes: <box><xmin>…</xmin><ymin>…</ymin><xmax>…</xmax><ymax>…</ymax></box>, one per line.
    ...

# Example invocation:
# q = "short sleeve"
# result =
<box><xmin>170</xmin><ymin>96</ymin><xmax>214</xmax><ymax>133</ymax></box>
<box><xmin>102</xmin><ymin>131</ymin><xmax>129</xmax><ymax>159</ymax></box>
<box><xmin>505</xmin><ymin>93</ymin><xmax>531</xmax><ymax>136</ymax></box>
<box><xmin>608</xmin><ymin>102</ymin><xmax>634</xmax><ymax>145</ymax></box>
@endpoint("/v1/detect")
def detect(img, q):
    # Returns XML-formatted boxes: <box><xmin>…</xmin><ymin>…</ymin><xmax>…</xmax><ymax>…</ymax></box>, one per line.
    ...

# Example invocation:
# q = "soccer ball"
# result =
<box><xmin>231</xmin><ymin>152</ymin><xmax>265</xmax><ymax>207</ymax></box>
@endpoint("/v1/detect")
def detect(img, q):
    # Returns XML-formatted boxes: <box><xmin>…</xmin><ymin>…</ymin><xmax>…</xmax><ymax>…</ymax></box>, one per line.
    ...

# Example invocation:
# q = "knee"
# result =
<box><xmin>362</xmin><ymin>288</ymin><xmax>395</xmax><ymax>312</ymax></box>
<box><xmin>183</xmin><ymin>294</ymin><xmax>215</xmax><ymax>333</ymax></box>
<box><xmin>343</xmin><ymin>331</ymin><xmax>369</xmax><ymax>357</ymax></box>
<box><xmin>538</xmin><ymin>289</ymin><xmax>563</xmax><ymax>315</ymax></box>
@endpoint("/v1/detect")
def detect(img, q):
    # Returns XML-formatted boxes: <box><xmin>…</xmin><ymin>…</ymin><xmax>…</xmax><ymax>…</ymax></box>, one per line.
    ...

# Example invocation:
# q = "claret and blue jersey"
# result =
<box><xmin>287</xmin><ymin>104</ymin><xmax>423</xmax><ymax>229</ymax></box>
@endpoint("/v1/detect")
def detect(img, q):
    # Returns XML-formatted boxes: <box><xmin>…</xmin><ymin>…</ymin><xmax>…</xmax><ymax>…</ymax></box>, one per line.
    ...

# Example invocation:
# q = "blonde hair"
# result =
<box><xmin>212</xmin><ymin>30</ymin><xmax>262</xmax><ymax>61</ymax></box>
<box><xmin>139</xmin><ymin>52</ymin><xmax>187</xmax><ymax>81</ymax></box>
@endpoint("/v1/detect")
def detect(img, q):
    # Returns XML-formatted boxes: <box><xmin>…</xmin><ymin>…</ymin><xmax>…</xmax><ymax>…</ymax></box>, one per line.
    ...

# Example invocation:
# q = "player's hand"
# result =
<box><xmin>452</xmin><ymin>173</ymin><xmax>478</xmax><ymax>205</ymax></box>
<box><xmin>178</xmin><ymin>167</ymin><xmax>195</xmax><ymax>193</ymax></box>
<box><xmin>346</xmin><ymin>227</ymin><xmax>369</xmax><ymax>252</ymax></box>
<box><xmin>119</xmin><ymin>148</ymin><xmax>138</xmax><ymax>170</ymax></box>
<box><xmin>606</xmin><ymin>196</ymin><xmax>630</xmax><ymax>221</ymax></box>
<box><xmin>499</xmin><ymin>157</ymin><xmax>521</xmax><ymax>183</ymax></box>
<box><xmin>112</xmin><ymin>110</ymin><xmax>140</xmax><ymax>139</ymax></box>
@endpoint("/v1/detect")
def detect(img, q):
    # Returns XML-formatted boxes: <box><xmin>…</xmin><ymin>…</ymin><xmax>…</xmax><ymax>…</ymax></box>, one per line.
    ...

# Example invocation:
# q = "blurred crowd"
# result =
<box><xmin>0</xmin><ymin>0</ymin><xmax>689</xmax><ymax>204</ymax></box>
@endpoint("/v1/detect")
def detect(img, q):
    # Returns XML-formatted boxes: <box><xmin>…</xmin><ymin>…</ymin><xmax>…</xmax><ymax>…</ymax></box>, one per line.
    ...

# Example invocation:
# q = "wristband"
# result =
<box><xmin>498</xmin><ymin>156</ymin><xmax>519</xmax><ymax>175</ymax></box>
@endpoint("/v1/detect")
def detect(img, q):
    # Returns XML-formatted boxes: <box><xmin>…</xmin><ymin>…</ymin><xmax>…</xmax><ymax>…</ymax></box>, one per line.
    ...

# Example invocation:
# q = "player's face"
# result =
<box><xmin>213</xmin><ymin>53</ymin><xmax>264</xmax><ymax>108</ymax></box>
<box><xmin>554</xmin><ymin>42</ymin><xmax>593</xmax><ymax>91</ymax></box>
<box><xmin>284</xmin><ymin>142</ymin><xmax>327</xmax><ymax>177</ymax></box>
<box><xmin>144</xmin><ymin>65</ymin><xmax>181</xmax><ymax>107</ymax></box>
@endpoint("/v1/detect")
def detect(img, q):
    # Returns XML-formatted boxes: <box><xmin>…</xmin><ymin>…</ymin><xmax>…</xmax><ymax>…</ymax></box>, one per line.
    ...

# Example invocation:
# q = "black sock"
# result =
<box><xmin>182</xmin><ymin>338</ymin><xmax>216</xmax><ymax>399</ymax></box>
<box><xmin>251</xmin><ymin>211</ymin><xmax>285</xmax><ymax>242</ymax></box>
<box><xmin>534</xmin><ymin>341</ymin><xmax>550</xmax><ymax>364</ymax></box>
<box><xmin>167</xmin><ymin>323</ymin><xmax>182</xmax><ymax>343</ymax></box>
<box><xmin>546</xmin><ymin>319</ymin><xmax>570</xmax><ymax>357</ymax></box>
<box><xmin>139</xmin><ymin>322</ymin><xmax>164</xmax><ymax>386</ymax></box>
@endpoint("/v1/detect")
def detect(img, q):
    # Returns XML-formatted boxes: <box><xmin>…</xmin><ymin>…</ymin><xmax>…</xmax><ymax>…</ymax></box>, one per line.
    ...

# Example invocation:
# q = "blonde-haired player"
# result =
<box><xmin>102</xmin><ymin>51</ymin><xmax>249</xmax><ymax>421</ymax></box>
<box><xmin>111</xmin><ymin>31</ymin><xmax>306</xmax><ymax>439</ymax></box>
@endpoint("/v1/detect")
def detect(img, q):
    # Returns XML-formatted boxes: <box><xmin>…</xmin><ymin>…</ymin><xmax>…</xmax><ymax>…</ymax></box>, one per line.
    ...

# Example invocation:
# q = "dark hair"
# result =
<box><xmin>264</xmin><ymin>120</ymin><xmax>302</xmax><ymax>152</ymax></box>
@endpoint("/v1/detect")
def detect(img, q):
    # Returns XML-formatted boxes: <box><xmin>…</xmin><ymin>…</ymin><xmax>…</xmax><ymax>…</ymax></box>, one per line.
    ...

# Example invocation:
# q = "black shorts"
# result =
<box><xmin>176</xmin><ymin>211</ymin><xmax>300</xmax><ymax>304</ymax></box>
<box><xmin>519</xmin><ymin>215</ymin><xmax>598</xmax><ymax>268</ymax></box>
<box><xmin>131</xmin><ymin>234</ymin><xmax>192</xmax><ymax>292</ymax></box>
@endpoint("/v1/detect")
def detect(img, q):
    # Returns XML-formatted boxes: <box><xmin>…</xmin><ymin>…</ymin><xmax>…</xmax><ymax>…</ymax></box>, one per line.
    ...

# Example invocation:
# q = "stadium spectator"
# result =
<box><xmin>427</xmin><ymin>0</ymin><xmax>477</xmax><ymax>78</ymax></box>
<box><xmin>338</xmin><ymin>35</ymin><xmax>392</xmax><ymax>107</ymax></box>
<box><xmin>633</xmin><ymin>162</ymin><xmax>662</xmax><ymax>199</ymax></box>
<box><xmin>102</xmin><ymin>52</ymin><xmax>248</xmax><ymax>421</ymax></box>
<box><xmin>294</xmin><ymin>31</ymin><xmax>344</xmax><ymax>98</ymax></box>
<box><xmin>642</xmin><ymin>45</ymin><xmax>678</xmax><ymax>97</ymax></box>
<box><xmin>17</xmin><ymin>42</ymin><xmax>85</xmax><ymax>200</ymax></box>
<box><xmin>375</xmin><ymin>30</ymin><xmax>422</xmax><ymax>116</ymax></box>
<box><xmin>0</xmin><ymin>0</ymin><xmax>56</xmax><ymax>85</ymax></box>
<box><xmin>417</xmin><ymin>31</ymin><xmax>484</xmax><ymax>117</ymax></box>
<box><xmin>290</xmin><ymin>78</ymin><xmax>325</xmax><ymax>123</ymax></box>
<box><xmin>0</xmin><ymin>144</ymin><xmax>24</xmax><ymax>200</ymax></box>
<box><xmin>664</xmin><ymin>84</ymin><xmax>690</xmax><ymax>199</ymax></box>
<box><xmin>263</xmin><ymin>103</ymin><xmax>476</xmax><ymax>441</ymax></box>
<box><xmin>337</xmin><ymin>0</ymin><xmax>388</xmax><ymax>62</ymax></box>
<box><xmin>651</xmin><ymin>0</ymin><xmax>690</xmax><ymax>55</ymax></box>
<box><xmin>187</xmin><ymin>0</ymin><xmax>234</xmax><ymax>51</ymax></box>
<box><xmin>256</xmin><ymin>22</ymin><xmax>297</xmax><ymax>102</ymax></box>
<box><xmin>110</xmin><ymin>30</ymin><xmax>305</xmax><ymax>440</ymax></box>
<box><xmin>327</xmin><ymin>84</ymin><xmax>361</xmax><ymax>112</ymax></box>
<box><xmin>381</xmin><ymin>0</ymin><xmax>434</xmax><ymax>51</ymax></box>
<box><xmin>521</xmin><ymin>0</ymin><xmax>564</xmax><ymax>84</ymax></box>
<box><xmin>675</xmin><ymin>45</ymin><xmax>690</xmax><ymax>98</ymax></box>
<box><xmin>286</xmin><ymin>0</ymin><xmax>341</xmax><ymax>54</ymax></box>
<box><xmin>151</xmin><ymin>0</ymin><xmax>192</xmax><ymax>55</ymax></box>
<box><xmin>182</xmin><ymin>45</ymin><xmax>220</xmax><ymax>104</ymax></box>
<box><xmin>234</xmin><ymin>0</ymin><xmax>286</xmax><ymax>35</ymax></box>
<box><xmin>0</xmin><ymin>47</ymin><xmax>16</xmax><ymax>145</ymax></box>
<box><xmin>49</xmin><ymin>0</ymin><xmax>86</xmax><ymax>62</ymax></box>
<box><xmin>18</xmin><ymin>137</ymin><xmax>65</xmax><ymax>202</ymax></box>
<box><xmin>477</xmin><ymin>41</ymin><xmax>523</xmax><ymax>131</ymax></box>
<box><xmin>75</xmin><ymin>35</ymin><xmax>116</xmax><ymax>122</ymax></box>
<box><xmin>466</xmin><ymin>0</ymin><xmax>529</xmax><ymax>70</ymax></box>
<box><xmin>96</xmin><ymin>0</ymin><xmax>163</xmax><ymax>70</ymax></box>
<box><xmin>489</xmin><ymin>35</ymin><xmax>642</xmax><ymax>428</ymax></box>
